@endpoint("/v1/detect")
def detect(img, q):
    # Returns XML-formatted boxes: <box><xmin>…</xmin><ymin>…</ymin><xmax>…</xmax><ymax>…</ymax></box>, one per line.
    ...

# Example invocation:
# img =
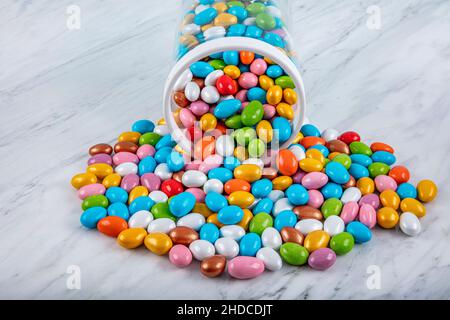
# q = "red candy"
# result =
<box><xmin>216</xmin><ymin>75</ymin><xmax>238</xmax><ymax>95</ymax></box>
<box><xmin>338</xmin><ymin>131</ymin><xmax>360</xmax><ymax>145</ymax></box>
<box><xmin>388</xmin><ymin>165</ymin><xmax>410</xmax><ymax>184</ymax></box>
<box><xmin>371</xmin><ymin>142</ymin><xmax>394</xmax><ymax>154</ymax></box>
<box><xmin>161</xmin><ymin>179</ymin><xmax>184</xmax><ymax>197</ymax></box>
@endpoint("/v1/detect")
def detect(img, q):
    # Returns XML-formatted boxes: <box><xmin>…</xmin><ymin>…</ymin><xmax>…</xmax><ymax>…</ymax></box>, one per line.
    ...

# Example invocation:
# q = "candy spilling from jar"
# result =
<box><xmin>71</xmin><ymin>119</ymin><xmax>438</xmax><ymax>279</ymax></box>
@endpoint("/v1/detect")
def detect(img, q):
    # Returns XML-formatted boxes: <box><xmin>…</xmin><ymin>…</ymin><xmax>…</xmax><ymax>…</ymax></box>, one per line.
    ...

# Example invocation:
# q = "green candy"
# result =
<box><xmin>228</xmin><ymin>1</ymin><xmax>244</xmax><ymax>8</ymax></box>
<box><xmin>209</xmin><ymin>59</ymin><xmax>226</xmax><ymax>70</ymax></box>
<box><xmin>151</xmin><ymin>202</ymin><xmax>176</xmax><ymax>221</ymax></box>
<box><xmin>234</xmin><ymin>127</ymin><xmax>256</xmax><ymax>146</ymax></box>
<box><xmin>349</xmin><ymin>141</ymin><xmax>372</xmax><ymax>156</ymax></box>
<box><xmin>248</xmin><ymin>139</ymin><xmax>266</xmax><ymax>158</ymax></box>
<box><xmin>139</xmin><ymin>132</ymin><xmax>161</xmax><ymax>146</ymax></box>
<box><xmin>275</xmin><ymin>76</ymin><xmax>295</xmax><ymax>89</ymax></box>
<box><xmin>330</xmin><ymin>232</ymin><xmax>355</xmax><ymax>255</ymax></box>
<box><xmin>321</xmin><ymin>198</ymin><xmax>343</xmax><ymax>218</ymax></box>
<box><xmin>280</xmin><ymin>243</ymin><xmax>309</xmax><ymax>266</ymax></box>
<box><xmin>333</xmin><ymin>154</ymin><xmax>352</xmax><ymax>169</ymax></box>
<box><xmin>241</xmin><ymin>100</ymin><xmax>264</xmax><ymax>126</ymax></box>
<box><xmin>225</xmin><ymin>114</ymin><xmax>243</xmax><ymax>129</ymax></box>
<box><xmin>368</xmin><ymin>162</ymin><xmax>390</xmax><ymax>178</ymax></box>
<box><xmin>246</xmin><ymin>2</ymin><xmax>266</xmax><ymax>16</ymax></box>
<box><xmin>82</xmin><ymin>195</ymin><xmax>108</xmax><ymax>210</ymax></box>
<box><xmin>324</xmin><ymin>158</ymin><xmax>331</xmax><ymax>166</ymax></box>
<box><xmin>255</xmin><ymin>13</ymin><xmax>276</xmax><ymax>30</ymax></box>
<box><xmin>249</xmin><ymin>213</ymin><xmax>273</xmax><ymax>235</ymax></box>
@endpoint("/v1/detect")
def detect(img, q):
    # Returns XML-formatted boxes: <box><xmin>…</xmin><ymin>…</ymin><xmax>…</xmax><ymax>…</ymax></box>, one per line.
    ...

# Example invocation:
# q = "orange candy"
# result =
<box><xmin>300</xmin><ymin>136</ymin><xmax>326</xmax><ymax>149</ymax></box>
<box><xmin>276</xmin><ymin>149</ymin><xmax>298</xmax><ymax>176</ymax></box>
<box><xmin>224</xmin><ymin>179</ymin><xmax>251</xmax><ymax>195</ymax></box>
<box><xmin>194</xmin><ymin>136</ymin><xmax>215</xmax><ymax>160</ymax></box>
<box><xmin>388</xmin><ymin>165</ymin><xmax>410</xmax><ymax>184</ymax></box>
<box><xmin>370</xmin><ymin>142</ymin><xmax>394</xmax><ymax>154</ymax></box>
<box><xmin>97</xmin><ymin>216</ymin><xmax>128</xmax><ymax>237</ymax></box>
<box><xmin>239</xmin><ymin>51</ymin><xmax>255</xmax><ymax>65</ymax></box>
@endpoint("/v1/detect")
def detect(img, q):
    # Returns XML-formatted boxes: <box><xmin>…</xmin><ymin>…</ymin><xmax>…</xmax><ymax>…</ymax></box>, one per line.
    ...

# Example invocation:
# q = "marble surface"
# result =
<box><xmin>0</xmin><ymin>0</ymin><xmax>449</xmax><ymax>300</ymax></box>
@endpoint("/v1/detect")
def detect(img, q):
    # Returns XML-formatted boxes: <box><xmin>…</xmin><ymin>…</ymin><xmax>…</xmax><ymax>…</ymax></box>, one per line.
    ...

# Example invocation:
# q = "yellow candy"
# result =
<box><xmin>377</xmin><ymin>207</ymin><xmax>399</xmax><ymax>229</ymax></box>
<box><xmin>417</xmin><ymin>179</ymin><xmax>438</xmax><ymax>202</ymax></box>
<box><xmin>328</xmin><ymin>152</ymin><xmax>341</xmax><ymax>160</ymax></box>
<box><xmin>223</xmin><ymin>65</ymin><xmax>241</xmax><ymax>79</ymax></box>
<box><xmin>306</xmin><ymin>148</ymin><xmax>325</xmax><ymax>165</ymax></box>
<box><xmin>259</xmin><ymin>75</ymin><xmax>274</xmax><ymax>91</ymax></box>
<box><xmin>276</xmin><ymin>102</ymin><xmax>294</xmax><ymax>120</ymax></box>
<box><xmin>283</xmin><ymin>88</ymin><xmax>298</xmax><ymax>105</ymax></box>
<box><xmin>71</xmin><ymin>172</ymin><xmax>97</xmax><ymax>189</ymax></box>
<box><xmin>157</xmin><ymin>118</ymin><xmax>166</xmax><ymax>125</ymax></box>
<box><xmin>194</xmin><ymin>202</ymin><xmax>213</xmax><ymax>218</ymax></box>
<box><xmin>118</xmin><ymin>131</ymin><xmax>141</xmax><ymax>144</ymax></box>
<box><xmin>233</xmin><ymin>164</ymin><xmax>262</xmax><ymax>183</ymax></box>
<box><xmin>173</xmin><ymin>108</ymin><xmax>183</xmax><ymax>127</ymax></box>
<box><xmin>291</xmin><ymin>132</ymin><xmax>304</xmax><ymax>144</ymax></box>
<box><xmin>102</xmin><ymin>173</ymin><xmax>121</xmax><ymax>188</ymax></box>
<box><xmin>357</xmin><ymin>177</ymin><xmax>375</xmax><ymax>195</ymax></box>
<box><xmin>264</xmin><ymin>56</ymin><xmax>274</xmax><ymax>65</ymax></box>
<box><xmin>299</xmin><ymin>158</ymin><xmax>323</xmax><ymax>172</ymax></box>
<box><xmin>272</xmin><ymin>176</ymin><xmax>293</xmax><ymax>191</ymax></box>
<box><xmin>200</xmin><ymin>113</ymin><xmax>217</xmax><ymax>132</ymax></box>
<box><xmin>212</xmin><ymin>2</ymin><xmax>228</xmax><ymax>13</ymax></box>
<box><xmin>201</xmin><ymin>23</ymin><xmax>214</xmax><ymax>32</ymax></box>
<box><xmin>379</xmin><ymin>190</ymin><xmax>400</xmax><ymax>210</ymax></box>
<box><xmin>144</xmin><ymin>233</ymin><xmax>173</xmax><ymax>255</ymax></box>
<box><xmin>303</xmin><ymin>230</ymin><xmax>330</xmax><ymax>253</ymax></box>
<box><xmin>228</xmin><ymin>191</ymin><xmax>255</xmax><ymax>208</ymax></box>
<box><xmin>237</xmin><ymin>209</ymin><xmax>253</xmax><ymax>230</ymax></box>
<box><xmin>234</xmin><ymin>146</ymin><xmax>248</xmax><ymax>162</ymax></box>
<box><xmin>86</xmin><ymin>163</ymin><xmax>113</xmax><ymax>179</ymax></box>
<box><xmin>256</xmin><ymin>120</ymin><xmax>273</xmax><ymax>143</ymax></box>
<box><xmin>400</xmin><ymin>198</ymin><xmax>426</xmax><ymax>218</ymax></box>
<box><xmin>128</xmin><ymin>186</ymin><xmax>149</xmax><ymax>204</ymax></box>
<box><xmin>207</xmin><ymin>213</ymin><xmax>224</xmax><ymax>228</ymax></box>
<box><xmin>266</xmin><ymin>85</ymin><xmax>283</xmax><ymax>105</ymax></box>
<box><xmin>175</xmin><ymin>144</ymin><xmax>187</xmax><ymax>154</ymax></box>
<box><xmin>117</xmin><ymin>228</ymin><xmax>147</xmax><ymax>249</ymax></box>
<box><xmin>179</xmin><ymin>34</ymin><xmax>198</xmax><ymax>48</ymax></box>
<box><xmin>214</xmin><ymin>13</ymin><xmax>238</xmax><ymax>27</ymax></box>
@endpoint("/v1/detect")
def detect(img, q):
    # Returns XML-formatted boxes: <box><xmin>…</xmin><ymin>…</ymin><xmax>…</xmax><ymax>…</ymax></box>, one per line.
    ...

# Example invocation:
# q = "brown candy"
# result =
<box><xmin>192</xmin><ymin>77</ymin><xmax>205</xmax><ymax>89</ymax></box>
<box><xmin>326</xmin><ymin>139</ymin><xmax>350</xmax><ymax>154</ymax></box>
<box><xmin>169</xmin><ymin>226</ymin><xmax>199</xmax><ymax>246</ymax></box>
<box><xmin>200</xmin><ymin>255</ymin><xmax>226</xmax><ymax>278</ymax></box>
<box><xmin>173</xmin><ymin>91</ymin><xmax>189</xmax><ymax>108</ymax></box>
<box><xmin>114</xmin><ymin>141</ymin><xmax>139</xmax><ymax>154</ymax></box>
<box><xmin>293</xmin><ymin>205</ymin><xmax>323</xmax><ymax>220</ymax></box>
<box><xmin>280</xmin><ymin>227</ymin><xmax>304</xmax><ymax>245</ymax></box>
<box><xmin>89</xmin><ymin>143</ymin><xmax>113</xmax><ymax>156</ymax></box>
<box><xmin>172</xmin><ymin>171</ymin><xmax>185</xmax><ymax>183</ymax></box>
<box><xmin>343</xmin><ymin>175</ymin><xmax>356</xmax><ymax>189</ymax></box>
<box><xmin>262</xmin><ymin>167</ymin><xmax>278</xmax><ymax>180</ymax></box>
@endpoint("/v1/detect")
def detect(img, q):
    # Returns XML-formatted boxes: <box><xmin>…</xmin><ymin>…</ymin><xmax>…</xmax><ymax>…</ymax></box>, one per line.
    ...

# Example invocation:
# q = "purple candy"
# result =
<box><xmin>140</xmin><ymin>173</ymin><xmax>161</xmax><ymax>191</ymax></box>
<box><xmin>308</xmin><ymin>248</ymin><xmax>336</xmax><ymax>271</ymax></box>
<box><xmin>87</xmin><ymin>153</ymin><xmax>112</xmax><ymax>166</ymax></box>
<box><xmin>292</xmin><ymin>170</ymin><xmax>306</xmax><ymax>184</ymax></box>
<box><xmin>359</xmin><ymin>193</ymin><xmax>380</xmax><ymax>209</ymax></box>
<box><xmin>121</xmin><ymin>174</ymin><xmax>140</xmax><ymax>192</ymax></box>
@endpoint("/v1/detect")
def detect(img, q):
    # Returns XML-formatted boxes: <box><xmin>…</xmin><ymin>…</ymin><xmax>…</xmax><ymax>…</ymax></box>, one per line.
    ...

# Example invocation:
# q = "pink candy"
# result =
<box><xmin>87</xmin><ymin>153</ymin><xmax>112</xmax><ymax>166</ymax></box>
<box><xmin>358</xmin><ymin>204</ymin><xmax>377</xmax><ymax>229</ymax></box>
<box><xmin>340</xmin><ymin>201</ymin><xmax>359</xmax><ymax>224</ymax></box>
<box><xmin>185</xmin><ymin>187</ymin><xmax>205</xmax><ymax>202</ymax></box>
<box><xmin>77</xmin><ymin>183</ymin><xmax>105</xmax><ymax>200</ymax></box>
<box><xmin>140</xmin><ymin>173</ymin><xmax>161</xmax><ymax>191</ymax></box>
<box><xmin>227</xmin><ymin>256</ymin><xmax>265</xmax><ymax>280</ymax></box>
<box><xmin>179</xmin><ymin>108</ymin><xmax>196</xmax><ymax>128</ymax></box>
<box><xmin>301</xmin><ymin>172</ymin><xmax>329</xmax><ymax>190</ymax></box>
<box><xmin>375</xmin><ymin>175</ymin><xmax>398</xmax><ymax>192</ymax></box>
<box><xmin>121</xmin><ymin>174</ymin><xmax>140</xmax><ymax>192</ymax></box>
<box><xmin>238</xmin><ymin>72</ymin><xmax>258</xmax><ymax>89</ymax></box>
<box><xmin>307</xmin><ymin>190</ymin><xmax>324</xmax><ymax>208</ymax></box>
<box><xmin>249</xmin><ymin>58</ymin><xmax>267</xmax><ymax>75</ymax></box>
<box><xmin>136</xmin><ymin>144</ymin><xmax>155</xmax><ymax>159</ymax></box>
<box><xmin>113</xmin><ymin>152</ymin><xmax>139</xmax><ymax>166</ymax></box>
<box><xmin>169</xmin><ymin>244</ymin><xmax>193</xmax><ymax>267</ymax></box>
<box><xmin>263</xmin><ymin>104</ymin><xmax>276</xmax><ymax>119</ymax></box>
<box><xmin>359</xmin><ymin>193</ymin><xmax>380</xmax><ymax>209</ymax></box>
<box><xmin>189</xmin><ymin>100</ymin><xmax>210</xmax><ymax>116</ymax></box>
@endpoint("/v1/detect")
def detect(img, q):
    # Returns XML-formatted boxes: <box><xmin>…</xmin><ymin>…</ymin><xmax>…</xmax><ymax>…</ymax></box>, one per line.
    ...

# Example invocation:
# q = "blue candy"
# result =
<box><xmin>190</xmin><ymin>61</ymin><xmax>214</xmax><ymax>78</ymax></box>
<box><xmin>274</xmin><ymin>210</ymin><xmax>297</xmax><ymax>231</ymax></box>
<box><xmin>397</xmin><ymin>183</ymin><xmax>418</xmax><ymax>199</ymax></box>
<box><xmin>107</xmin><ymin>202</ymin><xmax>130</xmax><ymax>220</ymax></box>
<box><xmin>208</xmin><ymin>167</ymin><xmax>233</xmax><ymax>183</ymax></box>
<box><xmin>227</xmin><ymin>23</ymin><xmax>246</xmax><ymax>37</ymax></box>
<box><xmin>348</xmin><ymin>163</ymin><xmax>370</xmax><ymax>180</ymax></box>
<box><xmin>321</xmin><ymin>182</ymin><xmax>343</xmax><ymax>199</ymax></box>
<box><xmin>218</xmin><ymin>205</ymin><xmax>244</xmax><ymax>225</ymax></box>
<box><xmin>205</xmin><ymin>191</ymin><xmax>228</xmax><ymax>212</ymax></box>
<box><xmin>346</xmin><ymin>221</ymin><xmax>372</xmax><ymax>243</ymax></box>
<box><xmin>266</xmin><ymin>65</ymin><xmax>283</xmax><ymax>78</ymax></box>
<box><xmin>129</xmin><ymin>196</ymin><xmax>154</xmax><ymax>215</ymax></box>
<box><xmin>325</xmin><ymin>162</ymin><xmax>350</xmax><ymax>184</ymax></box>
<box><xmin>105</xmin><ymin>186</ymin><xmax>128</xmax><ymax>204</ymax></box>
<box><xmin>263</xmin><ymin>32</ymin><xmax>284</xmax><ymax>48</ymax></box>
<box><xmin>272</xmin><ymin>117</ymin><xmax>292</xmax><ymax>143</ymax></box>
<box><xmin>227</xmin><ymin>6</ymin><xmax>248</xmax><ymax>21</ymax></box>
<box><xmin>80</xmin><ymin>207</ymin><xmax>107</xmax><ymax>229</ymax></box>
<box><xmin>251</xmin><ymin>179</ymin><xmax>273</xmax><ymax>198</ymax></box>
<box><xmin>309</xmin><ymin>145</ymin><xmax>329</xmax><ymax>157</ymax></box>
<box><xmin>350</xmin><ymin>154</ymin><xmax>373</xmax><ymax>167</ymax></box>
<box><xmin>245</xmin><ymin>25</ymin><xmax>263</xmax><ymax>38</ymax></box>
<box><xmin>154</xmin><ymin>147</ymin><xmax>172</xmax><ymax>164</ymax></box>
<box><xmin>223</xmin><ymin>51</ymin><xmax>239</xmax><ymax>66</ymax></box>
<box><xmin>155</xmin><ymin>134</ymin><xmax>176</xmax><ymax>150</ymax></box>
<box><xmin>371</xmin><ymin>151</ymin><xmax>396</xmax><ymax>166</ymax></box>
<box><xmin>166</xmin><ymin>151</ymin><xmax>185</xmax><ymax>172</ymax></box>
<box><xmin>247</xmin><ymin>87</ymin><xmax>267</xmax><ymax>103</ymax></box>
<box><xmin>132</xmin><ymin>120</ymin><xmax>155</xmax><ymax>134</ymax></box>
<box><xmin>214</xmin><ymin>99</ymin><xmax>242</xmax><ymax>119</ymax></box>
<box><xmin>285</xmin><ymin>184</ymin><xmax>309</xmax><ymax>205</ymax></box>
<box><xmin>138</xmin><ymin>156</ymin><xmax>156</xmax><ymax>175</ymax></box>
<box><xmin>209</xmin><ymin>52</ymin><xmax>223</xmax><ymax>59</ymax></box>
<box><xmin>239</xmin><ymin>233</ymin><xmax>262</xmax><ymax>256</ymax></box>
<box><xmin>193</xmin><ymin>7</ymin><xmax>218</xmax><ymax>26</ymax></box>
<box><xmin>301</xmin><ymin>124</ymin><xmax>321</xmax><ymax>137</ymax></box>
<box><xmin>238</xmin><ymin>63</ymin><xmax>249</xmax><ymax>73</ymax></box>
<box><xmin>200</xmin><ymin>223</ymin><xmax>220</xmax><ymax>244</ymax></box>
<box><xmin>224</xmin><ymin>156</ymin><xmax>241</xmax><ymax>170</ymax></box>
<box><xmin>169</xmin><ymin>192</ymin><xmax>196</xmax><ymax>218</ymax></box>
<box><xmin>253</xmin><ymin>198</ymin><xmax>274</xmax><ymax>214</ymax></box>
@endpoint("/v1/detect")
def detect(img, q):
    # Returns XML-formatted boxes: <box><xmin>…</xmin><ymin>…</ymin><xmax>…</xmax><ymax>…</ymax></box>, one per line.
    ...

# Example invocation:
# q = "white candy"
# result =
<box><xmin>194</xmin><ymin>4</ymin><xmax>209</xmax><ymax>14</ymax></box>
<box><xmin>243</xmin><ymin>158</ymin><xmax>264</xmax><ymax>169</ymax></box>
<box><xmin>182</xmin><ymin>23</ymin><xmax>201</xmax><ymax>35</ymax></box>
<box><xmin>184</xmin><ymin>81</ymin><xmax>200</xmax><ymax>102</ymax></box>
<box><xmin>201</xmin><ymin>86</ymin><xmax>220</xmax><ymax>104</ymax></box>
<box><xmin>323</xmin><ymin>216</ymin><xmax>345</xmax><ymax>236</ymax></box>
<box><xmin>219</xmin><ymin>95</ymin><xmax>234</xmax><ymax>102</ymax></box>
<box><xmin>177</xmin><ymin>213</ymin><xmax>205</xmax><ymax>231</ymax></box>
<box><xmin>128</xmin><ymin>210</ymin><xmax>153</xmax><ymax>229</ymax></box>
<box><xmin>399</xmin><ymin>212</ymin><xmax>421</xmax><ymax>236</ymax></box>
<box><xmin>154</xmin><ymin>163</ymin><xmax>172</xmax><ymax>180</ymax></box>
<box><xmin>205</xmin><ymin>69</ymin><xmax>224</xmax><ymax>86</ymax></box>
<box><xmin>321</xmin><ymin>128</ymin><xmax>339</xmax><ymax>142</ymax></box>
<box><xmin>243</xmin><ymin>17</ymin><xmax>256</xmax><ymax>26</ymax></box>
<box><xmin>220</xmin><ymin>225</ymin><xmax>246</xmax><ymax>241</ymax></box>
<box><xmin>173</xmin><ymin>69</ymin><xmax>192</xmax><ymax>91</ymax></box>
<box><xmin>215</xmin><ymin>135</ymin><xmax>235</xmax><ymax>157</ymax></box>
<box><xmin>256</xmin><ymin>247</ymin><xmax>282</xmax><ymax>271</ymax></box>
<box><xmin>267</xmin><ymin>190</ymin><xmax>284</xmax><ymax>203</ymax></box>
<box><xmin>265</xmin><ymin>6</ymin><xmax>282</xmax><ymax>18</ymax></box>
<box><xmin>148</xmin><ymin>190</ymin><xmax>168</xmax><ymax>203</ymax></box>
<box><xmin>189</xmin><ymin>239</ymin><xmax>215</xmax><ymax>261</ymax></box>
<box><xmin>340</xmin><ymin>187</ymin><xmax>362</xmax><ymax>203</ymax></box>
<box><xmin>204</xmin><ymin>26</ymin><xmax>226</xmax><ymax>41</ymax></box>
<box><xmin>272</xmin><ymin>198</ymin><xmax>293</xmax><ymax>217</ymax></box>
<box><xmin>288</xmin><ymin>144</ymin><xmax>306</xmax><ymax>161</ymax></box>
<box><xmin>295</xmin><ymin>219</ymin><xmax>323</xmax><ymax>235</ymax></box>
<box><xmin>203</xmin><ymin>178</ymin><xmax>224</xmax><ymax>194</ymax></box>
<box><xmin>182</xmin><ymin>170</ymin><xmax>207</xmax><ymax>187</ymax></box>
<box><xmin>261</xmin><ymin>227</ymin><xmax>282</xmax><ymax>250</ymax></box>
<box><xmin>147</xmin><ymin>218</ymin><xmax>176</xmax><ymax>234</ymax></box>
<box><xmin>214</xmin><ymin>237</ymin><xmax>239</xmax><ymax>259</ymax></box>
<box><xmin>154</xmin><ymin>125</ymin><xmax>170</xmax><ymax>136</ymax></box>
<box><xmin>115</xmin><ymin>162</ymin><xmax>138</xmax><ymax>176</ymax></box>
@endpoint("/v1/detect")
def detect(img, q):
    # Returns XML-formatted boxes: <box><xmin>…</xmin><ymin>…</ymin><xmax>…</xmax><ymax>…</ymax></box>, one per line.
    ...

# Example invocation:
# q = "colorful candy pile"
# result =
<box><xmin>71</xmin><ymin>119</ymin><xmax>438</xmax><ymax>279</ymax></box>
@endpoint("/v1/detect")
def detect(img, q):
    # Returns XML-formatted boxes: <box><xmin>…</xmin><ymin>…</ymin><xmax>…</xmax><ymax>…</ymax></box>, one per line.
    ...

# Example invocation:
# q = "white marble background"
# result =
<box><xmin>0</xmin><ymin>0</ymin><xmax>449</xmax><ymax>299</ymax></box>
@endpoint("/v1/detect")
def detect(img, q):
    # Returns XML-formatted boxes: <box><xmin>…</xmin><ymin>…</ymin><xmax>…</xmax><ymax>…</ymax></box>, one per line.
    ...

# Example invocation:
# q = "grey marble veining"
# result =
<box><xmin>0</xmin><ymin>0</ymin><xmax>449</xmax><ymax>299</ymax></box>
